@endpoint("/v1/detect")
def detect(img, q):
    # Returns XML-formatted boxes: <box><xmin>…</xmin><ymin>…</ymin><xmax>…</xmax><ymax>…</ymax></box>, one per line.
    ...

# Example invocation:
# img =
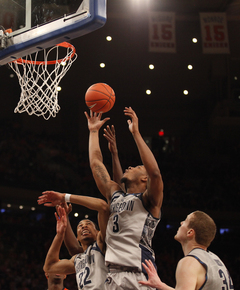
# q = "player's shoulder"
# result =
<box><xmin>178</xmin><ymin>254</ymin><xmax>206</xmax><ymax>273</ymax></box>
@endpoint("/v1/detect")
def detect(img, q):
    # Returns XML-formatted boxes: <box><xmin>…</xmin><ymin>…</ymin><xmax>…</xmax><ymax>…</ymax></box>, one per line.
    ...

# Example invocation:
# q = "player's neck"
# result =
<box><xmin>81</xmin><ymin>240</ymin><xmax>94</xmax><ymax>251</ymax></box>
<box><xmin>182</xmin><ymin>242</ymin><xmax>207</xmax><ymax>256</ymax></box>
<box><xmin>126</xmin><ymin>183</ymin><xmax>146</xmax><ymax>194</ymax></box>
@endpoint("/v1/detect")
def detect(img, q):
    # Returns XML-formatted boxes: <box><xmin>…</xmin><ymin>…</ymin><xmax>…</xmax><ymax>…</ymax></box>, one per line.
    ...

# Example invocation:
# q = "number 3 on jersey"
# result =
<box><xmin>113</xmin><ymin>214</ymin><xmax>119</xmax><ymax>233</ymax></box>
<box><xmin>218</xmin><ymin>269</ymin><xmax>234</xmax><ymax>289</ymax></box>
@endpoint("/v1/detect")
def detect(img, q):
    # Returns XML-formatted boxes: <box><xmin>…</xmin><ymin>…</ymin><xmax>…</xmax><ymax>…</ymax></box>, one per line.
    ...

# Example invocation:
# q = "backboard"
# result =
<box><xmin>0</xmin><ymin>0</ymin><xmax>106</xmax><ymax>66</ymax></box>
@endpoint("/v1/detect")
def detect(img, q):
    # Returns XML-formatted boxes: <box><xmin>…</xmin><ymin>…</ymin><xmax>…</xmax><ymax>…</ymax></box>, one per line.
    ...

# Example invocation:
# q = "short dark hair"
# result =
<box><xmin>78</xmin><ymin>219</ymin><xmax>99</xmax><ymax>231</ymax></box>
<box><xmin>188</xmin><ymin>211</ymin><xmax>217</xmax><ymax>248</ymax></box>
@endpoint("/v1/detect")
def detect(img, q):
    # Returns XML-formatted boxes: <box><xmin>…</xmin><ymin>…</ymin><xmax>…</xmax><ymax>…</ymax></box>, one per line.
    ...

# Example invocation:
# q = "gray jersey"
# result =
<box><xmin>105</xmin><ymin>191</ymin><xmax>160</xmax><ymax>273</ymax></box>
<box><xmin>74</xmin><ymin>242</ymin><xmax>108</xmax><ymax>290</ymax></box>
<box><xmin>187</xmin><ymin>248</ymin><xmax>234</xmax><ymax>290</ymax></box>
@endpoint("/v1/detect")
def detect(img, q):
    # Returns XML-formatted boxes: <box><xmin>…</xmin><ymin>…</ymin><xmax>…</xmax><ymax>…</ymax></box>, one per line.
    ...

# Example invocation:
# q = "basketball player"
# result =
<box><xmin>85</xmin><ymin>107</ymin><xmax>164</xmax><ymax>290</ymax></box>
<box><xmin>139</xmin><ymin>211</ymin><xmax>235</xmax><ymax>290</ymax></box>
<box><xmin>45</xmin><ymin>272</ymin><xmax>68</xmax><ymax>290</ymax></box>
<box><xmin>42</xmin><ymin>194</ymin><xmax>109</xmax><ymax>290</ymax></box>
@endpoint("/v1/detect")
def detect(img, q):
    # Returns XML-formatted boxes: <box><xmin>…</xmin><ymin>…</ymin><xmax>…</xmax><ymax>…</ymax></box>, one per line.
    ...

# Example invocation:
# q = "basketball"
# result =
<box><xmin>85</xmin><ymin>83</ymin><xmax>115</xmax><ymax>113</ymax></box>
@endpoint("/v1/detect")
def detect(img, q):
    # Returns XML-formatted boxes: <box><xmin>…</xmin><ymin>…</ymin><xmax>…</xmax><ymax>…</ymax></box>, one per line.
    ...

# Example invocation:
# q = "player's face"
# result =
<box><xmin>174</xmin><ymin>213</ymin><xmax>192</xmax><ymax>242</ymax></box>
<box><xmin>122</xmin><ymin>165</ymin><xmax>147</xmax><ymax>181</ymax></box>
<box><xmin>77</xmin><ymin>219</ymin><xmax>98</xmax><ymax>243</ymax></box>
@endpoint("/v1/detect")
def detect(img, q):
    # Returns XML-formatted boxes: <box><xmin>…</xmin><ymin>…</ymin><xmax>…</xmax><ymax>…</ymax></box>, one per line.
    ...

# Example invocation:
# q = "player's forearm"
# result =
<box><xmin>64</xmin><ymin>217</ymin><xmax>82</xmax><ymax>256</ymax></box>
<box><xmin>111</xmin><ymin>152</ymin><xmax>123</xmax><ymax>186</ymax></box>
<box><xmin>89</xmin><ymin>130</ymin><xmax>103</xmax><ymax>165</ymax></box>
<box><xmin>43</xmin><ymin>233</ymin><xmax>64</xmax><ymax>272</ymax></box>
<box><xmin>132</xmin><ymin>131</ymin><xmax>160</xmax><ymax>176</ymax></box>
<box><xmin>68</xmin><ymin>194</ymin><xmax>108</xmax><ymax>213</ymax></box>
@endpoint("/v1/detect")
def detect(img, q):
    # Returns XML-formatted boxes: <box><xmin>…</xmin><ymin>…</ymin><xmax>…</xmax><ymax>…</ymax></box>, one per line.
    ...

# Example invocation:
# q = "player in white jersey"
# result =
<box><xmin>139</xmin><ymin>210</ymin><xmax>234</xmax><ymax>290</ymax></box>
<box><xmin>42</xmin><ymin>194</ymin><xmax>109</xmax><ymax>290</ymax></box>
<box><xmin>85</xmin><ymin>107</ymin><xmax>164</xmax><ymax>289</ymax></box>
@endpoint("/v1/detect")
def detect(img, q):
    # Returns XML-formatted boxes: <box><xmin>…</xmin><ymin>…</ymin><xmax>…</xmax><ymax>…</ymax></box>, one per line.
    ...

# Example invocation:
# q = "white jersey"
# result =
<box><xmin>105</xmin><ymin>191</ymin><xmax>160</xmax><ymax>273</ymax></box>
<box><xmin>74</xmin><ymin>242</ymin><xmax>108</xmax><ymax>290</ymax></box>
<box><xmin>187</xmin><ymin>248</ymin><xmax>234</xmax><ymax>290</ymax></box>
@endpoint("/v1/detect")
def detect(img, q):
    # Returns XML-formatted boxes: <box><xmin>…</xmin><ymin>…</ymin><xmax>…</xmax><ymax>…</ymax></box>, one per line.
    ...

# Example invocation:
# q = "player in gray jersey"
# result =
<box><xmin>85</xmin><ymin>107</ymin><xmax>164</xmax><ymax>289</ymax></box>
<box><xmin>42</xmin><ymin>195</ymin><xmax>109</xmax><ymax>290</ymax></box>
<box><xmin>139</xmin><ymin>210</ymin><xmax>234</xmax><ymax>290</ymax></box>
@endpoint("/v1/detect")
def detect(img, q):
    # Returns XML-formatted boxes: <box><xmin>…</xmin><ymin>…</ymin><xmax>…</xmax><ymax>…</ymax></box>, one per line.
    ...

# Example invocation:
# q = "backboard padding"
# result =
<box><xmin>0</xmin><ymin>0</ymin><xmax>106</xmax><ymax>66</ymax></box>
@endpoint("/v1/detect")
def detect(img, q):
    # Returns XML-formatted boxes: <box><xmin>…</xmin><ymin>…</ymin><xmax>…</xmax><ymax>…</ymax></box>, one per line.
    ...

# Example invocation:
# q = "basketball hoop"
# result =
<box><xmin>8</xmin><ymin>42</ymin><xmax>77</xmax><ymax>120</ymax></box>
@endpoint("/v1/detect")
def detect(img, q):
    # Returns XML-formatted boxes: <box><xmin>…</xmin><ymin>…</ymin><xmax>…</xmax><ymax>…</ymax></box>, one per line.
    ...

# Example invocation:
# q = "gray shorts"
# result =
<box><xmin>104</xmin><ymin>269</ymin><xmax>155</xmax><ymax>290</ymax></box>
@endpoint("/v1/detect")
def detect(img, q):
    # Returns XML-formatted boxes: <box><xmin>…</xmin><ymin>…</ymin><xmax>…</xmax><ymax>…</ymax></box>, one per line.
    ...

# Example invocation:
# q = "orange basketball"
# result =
<box><xmin>85</xmin><ymin>83</ymin><xmax>115</xmax><ymax>113</ymax></box>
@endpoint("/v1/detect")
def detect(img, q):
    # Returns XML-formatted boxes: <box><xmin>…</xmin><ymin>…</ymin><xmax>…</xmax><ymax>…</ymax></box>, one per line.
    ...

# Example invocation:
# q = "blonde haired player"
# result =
<box><xmin>139</xmin><ymin>211</ymin><xmax>234</xmax><ymax>290</ymax></box>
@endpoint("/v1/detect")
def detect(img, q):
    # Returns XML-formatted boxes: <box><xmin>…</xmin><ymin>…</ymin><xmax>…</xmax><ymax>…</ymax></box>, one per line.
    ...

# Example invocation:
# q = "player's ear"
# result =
<box><xmin>187</xmin><ymin>228</ymin><xmax>195</xmax><ymax>237</ymax></box>
<box><xmin>141</xmin><ymin>176</ymin><xmax>148</xmax><ymax>183</ymax></box>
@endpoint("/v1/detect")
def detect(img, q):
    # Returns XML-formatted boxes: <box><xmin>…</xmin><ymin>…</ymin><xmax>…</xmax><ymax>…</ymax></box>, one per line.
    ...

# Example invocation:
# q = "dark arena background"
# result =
<box><xmin>0</xmin><ymin>0</ymin><xmax>240</xmax><ymax>289</ymax></box>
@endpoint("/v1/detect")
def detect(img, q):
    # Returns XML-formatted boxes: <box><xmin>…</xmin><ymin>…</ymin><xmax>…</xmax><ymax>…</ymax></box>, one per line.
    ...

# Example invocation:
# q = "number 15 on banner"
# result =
<box><xmin>149</xmin><ymin>12</ymin><xmax>176</xmax><ymax>53</ymax></box>
<box><xmin>200</xmin><ymin>13</ymin><xmax>230</xmax><ymax>54</ymax></box>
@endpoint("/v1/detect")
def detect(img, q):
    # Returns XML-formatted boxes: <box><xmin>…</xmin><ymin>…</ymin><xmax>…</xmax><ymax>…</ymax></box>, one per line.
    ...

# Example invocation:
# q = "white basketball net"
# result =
<box><xmin>8</xmin><ymin>42</ymin><xmax>77</xmax><ymax>120</ymax></box>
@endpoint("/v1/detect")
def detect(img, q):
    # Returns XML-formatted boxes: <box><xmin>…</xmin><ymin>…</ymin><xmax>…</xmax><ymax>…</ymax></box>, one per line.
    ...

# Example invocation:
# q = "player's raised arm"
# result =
<box><xmin>58</xmin><ymin>203</ymin><xmax>83</xmax><ymax>256</ymax></box>
<box><xmin>43</xmin><ymin>207</ymin><xmax>75</xmax><ymax>275</ymax></box>
<box><xmin>124</xmin><ymin>107</ymin><xmax>163</xmax><ymax>217</ymax></box>
<box><xmin>103</xmin><ymin>125</ymin><xmax>124</xmax><ymax>190</ymax></box>
<box><xmin>85</xmin><ymin>110</ymin><xmax>121</xmax><ymax>202</ymax></box>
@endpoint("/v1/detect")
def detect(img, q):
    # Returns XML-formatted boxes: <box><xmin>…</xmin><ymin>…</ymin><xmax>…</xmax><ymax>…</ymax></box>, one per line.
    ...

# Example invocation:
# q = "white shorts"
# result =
<box><xmin>104</xmin><ymin>270</ymin><xmax>155</xmax><ymax>290</ymax></box>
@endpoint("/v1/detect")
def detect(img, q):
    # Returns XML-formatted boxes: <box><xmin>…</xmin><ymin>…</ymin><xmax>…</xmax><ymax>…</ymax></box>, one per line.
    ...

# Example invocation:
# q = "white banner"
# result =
<box><xmin>149</xmin><ymin>11</ymin><xmax>176</xmax><ymax>53</ymax></box>
<box><xmin>200</xmin><ymin>13</ymin><xmax>230</xmax><ymax>54</ymax></box>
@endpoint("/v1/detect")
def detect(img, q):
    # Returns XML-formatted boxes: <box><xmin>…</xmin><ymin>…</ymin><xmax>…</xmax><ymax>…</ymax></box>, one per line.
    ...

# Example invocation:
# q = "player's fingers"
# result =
<box><xmin>68</xmin><ymin>203</ymin><xmax>72</xmax><ymax>213</ymax></box>
<box><xmin>103</xmin><ymin>128</ymin><xmax>110</xmax><ymax>135</ymax></box>
<box><xmin>138</xmin><ymin>281</ymin><xmax>148</xmax><ymax>285</ymax></box>
<box><xmin>141</xmin><ymin>262</ymin><xmax>150</xmax><ymax>273</ymax></box>
<box><xmin>103</xmin><ymin>134</ymin><xmax>110</xmax><ymax>141</ymax></box>
<box><xmin>111</xmin><ymin>125</ymin><xmax>115</xmax><ymax>134</ymax></box>
<box><xmin>145</xmin><ymin>260</ymin><xmax>154</xmax><ymax>271</ymax></box>
<box><xmin>54</xmin><ymin>212</ymin><xmax>58</xmax><ymax>221</ymax></box>
<box><xmin>43</xmin><ymin>203</ymin><xmax>54</xmax><ymax>207</ymax></box>
<box><xmin>105</xmin><ymin>126</ymin><xmax>112</xmax><ymax>134</ymax></box>
<box><xmin>102</xmin><ymin>117</ymin><xmax>110</xmax><ymax>124</ymax></box>
<box><xmin>84</xmin><ymin>111</ymin><xmax>89</xmax><ymax>119</ymax></box>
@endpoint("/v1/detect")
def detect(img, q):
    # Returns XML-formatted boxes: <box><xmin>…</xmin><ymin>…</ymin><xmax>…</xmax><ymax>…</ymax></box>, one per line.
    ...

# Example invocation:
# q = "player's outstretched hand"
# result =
<box><xmin>38</xmin><ymin>190</ymin><xmax>65</xmax><ymax>207</ymax></box>
<box><xmin>123</xmin><ymin>107</ymin><xmax>139</xmax><ymax>135</ymax></box>
<box><xmin>103</xmin><ymin>125</ymin><xmax>118</xmax><ymax>154</ymax></box>
<box><xmin>84</xmin><ymin>110</ymin><xmax>110</xmax><ymax>132</ymax></box>
<box><xmin>58</xmin><ymin>202</ymin><xmax>72</xmax><ymax>216</ymax></box>
<box><xmin>139</xmin><ymin>260</ymin><xmax>165</xmax><ymax>289</ymax></box>
<box><xmin>55</xmin><ymin>206</ymin><xmax>67</xmax><ymax>236</ymax></box>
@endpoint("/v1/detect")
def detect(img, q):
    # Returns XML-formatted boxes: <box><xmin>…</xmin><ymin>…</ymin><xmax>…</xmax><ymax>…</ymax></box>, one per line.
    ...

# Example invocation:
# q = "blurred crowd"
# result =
<box><xmin>0</xmin><ymin>120</ymin><xmax>240</xmax><ymax>210</ymax></box>
<box><xmin>0</xmin><ymin>120</ymin><xmax>240</xmax><ymax>289</ymax></box>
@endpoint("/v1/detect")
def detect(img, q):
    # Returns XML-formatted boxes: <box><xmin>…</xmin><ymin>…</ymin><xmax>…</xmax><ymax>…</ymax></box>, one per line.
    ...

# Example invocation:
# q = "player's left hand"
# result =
<box><xmin>55</xmin><ymin>206</ymin><xmax>67</xmax><ymax>235</ymax></box>
<box><xmin>123</xmin><ymin>107</ymin><xmax>139</xmax><ymax>135</ymax></box>
<box><xmin>38</xmin><ymin>191</ymin><xmax>64</xmax><ymax>207</ymax></box>
<box><xmin>103</xmin><ymin>125</ymin><xmax>118</xmax><ymax>154</ymax></box>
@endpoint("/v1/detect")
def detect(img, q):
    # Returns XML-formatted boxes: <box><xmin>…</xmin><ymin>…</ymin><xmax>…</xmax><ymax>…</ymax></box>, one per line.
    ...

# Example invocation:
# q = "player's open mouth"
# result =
<box><xmin>82</xmin><ymin>230</ymin><xmax>90</xmax><ymax>235</ymax></box>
